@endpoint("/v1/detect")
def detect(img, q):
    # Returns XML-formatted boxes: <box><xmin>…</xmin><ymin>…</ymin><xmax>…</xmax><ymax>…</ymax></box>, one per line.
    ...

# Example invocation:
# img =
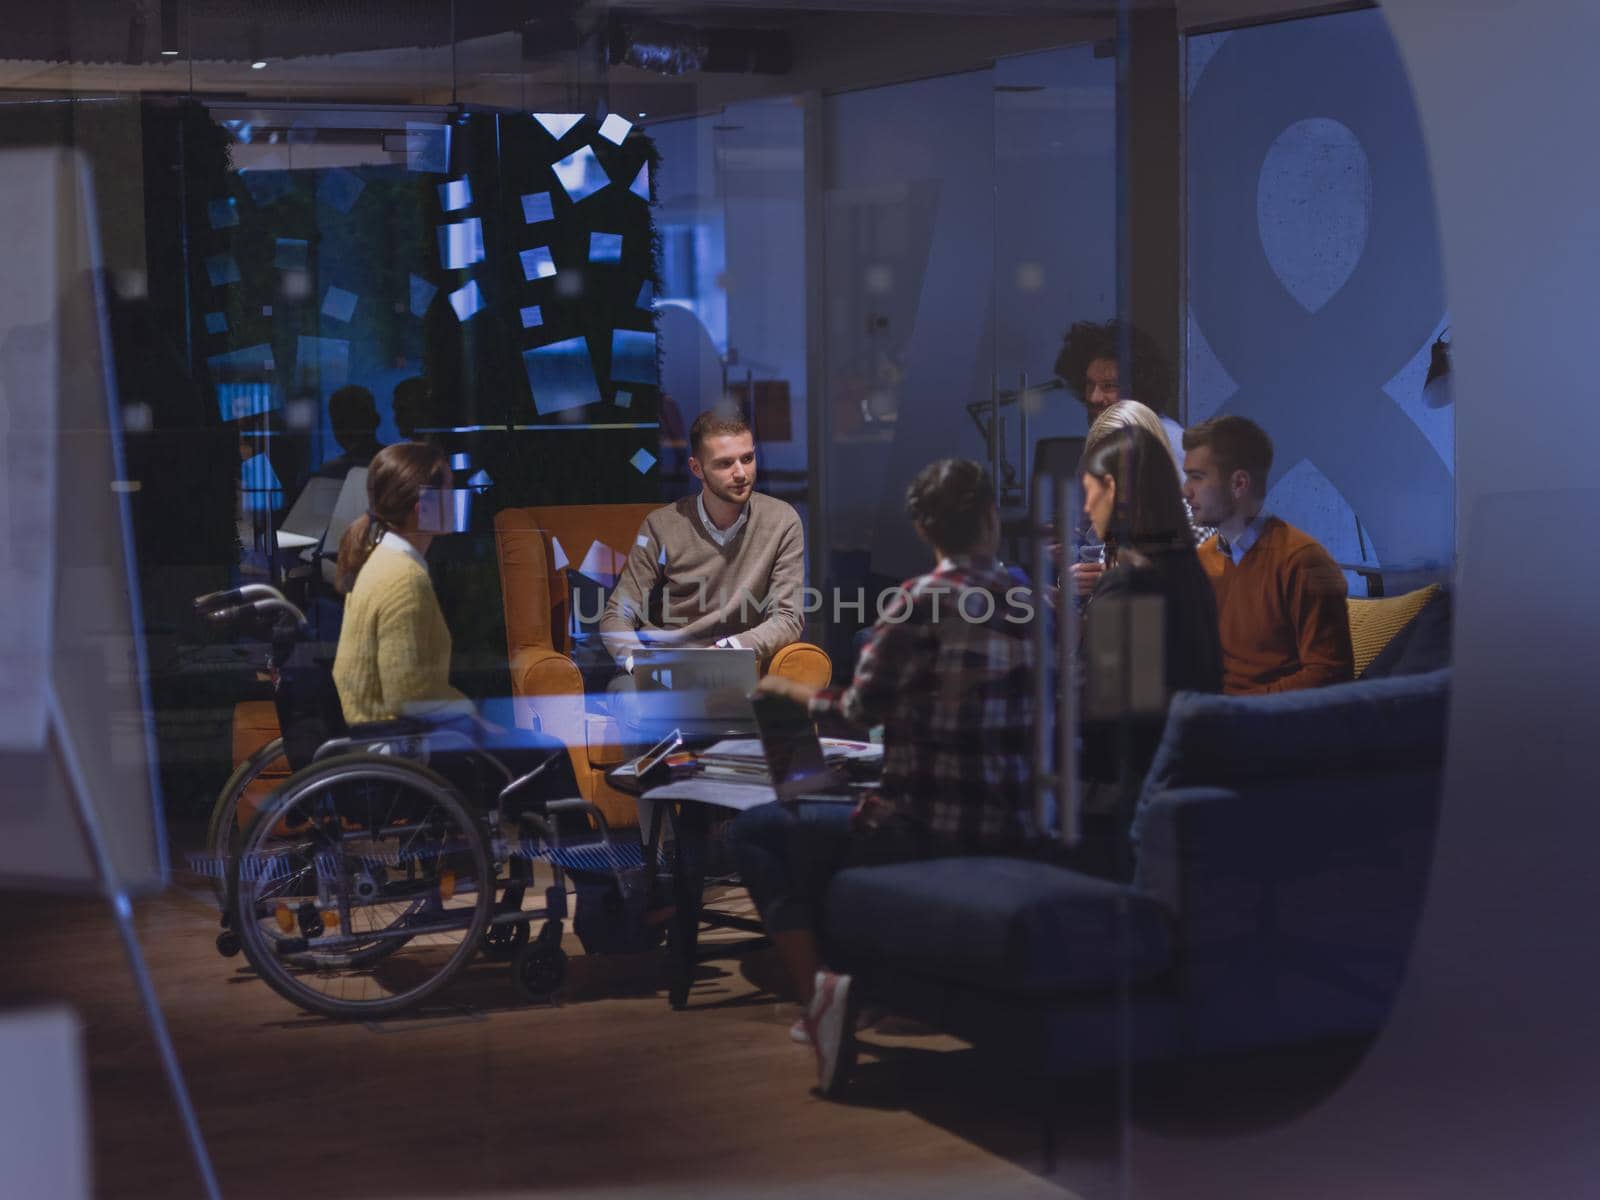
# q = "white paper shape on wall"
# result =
<box><xmin>552</xmin><ymin>146</ymin><xmax>610</xmax><ymax>203</ymax></box>
<box><xmin>1257</xmin><ymin>117</ymin><xmax>1371</xmax><ymax>314</ymax></box>
<box><xmin>448</xmin><ymin>280</ymin><xmax>484</xmax><ymax>321</ymax></box>
<box><xmin>406</xmin><ymin>122</ymin><xmax>451</xmax><ymax>173</ymax></box>
<box><xmin>520</xmin><ymin>246</ymin><xmax>557</xmax><ymax>280</ymax></box>
<box><xmin>437</xmin><ymin>218</ymin><xmax>484</xmax><ymax>270</ymax></box>
<box><xmin>521</xmin><ymin>191</ymin><xmax>555</xmax><ymax>224</ymax></box>
<box><xmin>535</xmin><ymin>113</ymin><xmax>583</xmax><ymax>140</ymax></box>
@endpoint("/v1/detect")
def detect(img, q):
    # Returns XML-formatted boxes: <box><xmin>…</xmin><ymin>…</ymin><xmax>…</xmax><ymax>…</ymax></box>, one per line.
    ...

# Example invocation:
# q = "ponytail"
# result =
<box><xmin>332</xmin><ymin>442</ymin><xmax>449</xmax><ymax>595</ymax></box>
<box><xmin>335</xmin><ymin>511</ymin><xmax>386</xmax><ymax>595</ymax></box>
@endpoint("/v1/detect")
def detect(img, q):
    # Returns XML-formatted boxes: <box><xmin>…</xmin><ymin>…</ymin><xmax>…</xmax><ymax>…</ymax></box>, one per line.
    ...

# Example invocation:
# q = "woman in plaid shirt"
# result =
<box><xmin>730</xmin><ymin>458</ymin><xmax>1036</xmax><ymax>1087</ymax></box>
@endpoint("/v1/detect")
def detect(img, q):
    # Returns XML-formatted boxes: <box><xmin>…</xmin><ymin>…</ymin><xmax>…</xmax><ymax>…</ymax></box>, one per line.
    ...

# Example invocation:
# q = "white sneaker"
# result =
<box><xmin>804</xmin><ymin>969</ymin><xmax>856</xmax><ymax>1096</ymax></box>
<box><xmin>792</xmin><ymin>1005</ymin><xmax>883</xmax><ymax>1045</ymax></box>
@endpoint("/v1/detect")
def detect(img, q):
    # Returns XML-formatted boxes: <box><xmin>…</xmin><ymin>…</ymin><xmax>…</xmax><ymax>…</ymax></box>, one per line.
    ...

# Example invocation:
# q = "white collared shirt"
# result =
<box><xmin>378</xmin><ymin>529</ymin><xmax>429</xmax><ymax>571</ymax></box>
<box><xmin>696</xmin><ymin>493</ymin><xmax>747</xmax><ymax>652</ymax></box>
<box><xmin>696</xmin><ymin>491</ymin><xmax>748</xmax><ymax>548</ymax></box>
<box><xmin>1217</xmin><ymin>513</ymin><xmax>1268</xmax><ymax>566</ymax></box>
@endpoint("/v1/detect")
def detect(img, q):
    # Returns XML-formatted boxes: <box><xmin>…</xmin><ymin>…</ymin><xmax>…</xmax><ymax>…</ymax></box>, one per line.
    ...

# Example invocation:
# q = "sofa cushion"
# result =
<box><xmin>824</xmin><ymin>856</ymin><xmax>1174</xmax><ymax>996</ymax></box>
<box><xmin>1143</xmin><ymin>668</ymin><xmax>1450</xmax><ymax>793</ymax></box>
<box><xmin>1363</xmin><ymin>588</ymin><xmax>1451</xmax><ymax>679</ymax></box>
<box><xmin>1349</xmin><ymin>584</ymin><xmax>1441</xmax><ymax>678</ymax></box>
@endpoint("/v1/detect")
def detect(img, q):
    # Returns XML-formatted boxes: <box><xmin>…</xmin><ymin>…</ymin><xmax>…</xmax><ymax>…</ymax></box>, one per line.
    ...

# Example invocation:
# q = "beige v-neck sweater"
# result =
<box><xmin>599</xmin><ymin>491</ymin><xmax>805</xmax><ymax>667</ymax></box>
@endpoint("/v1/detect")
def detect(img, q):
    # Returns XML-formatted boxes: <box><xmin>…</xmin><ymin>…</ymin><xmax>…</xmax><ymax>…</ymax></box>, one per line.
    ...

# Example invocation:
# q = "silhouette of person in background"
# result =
<box><xmin>315</xmin><ymin>384</ymin><xmax>386</xmax><ymax>478</ymax></box>
<box><xmin>391</xmin><ymin>376</ymin><xmax>436</xmax><ymax>445</ymax></box>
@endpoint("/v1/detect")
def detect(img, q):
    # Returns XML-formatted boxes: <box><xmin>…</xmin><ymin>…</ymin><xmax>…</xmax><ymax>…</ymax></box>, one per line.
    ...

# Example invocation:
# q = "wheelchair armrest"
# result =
<box><xmin>315</xmin><ymin>718</ymin><xmax>480</xmax><ymax>762</ymax></box>
<box><xmin>346</xmin><ymin>717</ymin><xmax>435</xmax><ymax>740</ymax></box>
<box><xmin>522</xmin><ymin>797</ymin><xmax>615</xmax><ymax>850</ymax></box>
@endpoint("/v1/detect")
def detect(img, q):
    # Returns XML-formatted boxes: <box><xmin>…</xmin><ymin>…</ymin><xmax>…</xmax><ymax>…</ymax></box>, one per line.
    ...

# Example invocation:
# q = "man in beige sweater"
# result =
<box><xmin>600</xmin><ymin>410</ymin><xmax>805</xmax><ymax>671</ymax></box>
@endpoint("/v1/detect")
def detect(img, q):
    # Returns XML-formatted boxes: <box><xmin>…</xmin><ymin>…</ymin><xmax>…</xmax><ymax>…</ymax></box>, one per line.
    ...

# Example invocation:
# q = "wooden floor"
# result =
<box><xmin>0</xmin><ymin>849</ymin><xmax>1115</xmax><ymax>1200</ymax></box>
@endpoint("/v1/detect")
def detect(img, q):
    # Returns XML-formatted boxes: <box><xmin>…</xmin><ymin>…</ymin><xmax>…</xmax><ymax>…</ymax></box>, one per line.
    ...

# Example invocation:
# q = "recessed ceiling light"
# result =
<box><xmin>250</xmin><ymin>60</ymin><xmax>267</xmax><ymax>70</ymax></box>
<box><xmin>160</xmin><ymin>49</ymin><xmax>180</xmax><ymax>57</ymax></box>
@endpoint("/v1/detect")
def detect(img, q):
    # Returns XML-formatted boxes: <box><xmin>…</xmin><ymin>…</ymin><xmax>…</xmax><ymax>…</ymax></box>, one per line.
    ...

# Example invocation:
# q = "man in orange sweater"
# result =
<box><xmin>1181</xmin><ymin>416</ymin><xmax>1354</xmax><ymax>694</ymax></box>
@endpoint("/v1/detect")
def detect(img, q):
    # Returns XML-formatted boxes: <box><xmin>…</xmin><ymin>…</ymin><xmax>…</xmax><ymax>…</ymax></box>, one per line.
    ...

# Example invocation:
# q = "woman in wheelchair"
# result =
<box><xmin>217</xmin><ymin>441</ymin><xmax>607</xmax><ymax>1020</ymax></box>
<box><xmin>331</xmin><ymin>441</ymin><xmax>579</xmax><ymax>814</ymax></box>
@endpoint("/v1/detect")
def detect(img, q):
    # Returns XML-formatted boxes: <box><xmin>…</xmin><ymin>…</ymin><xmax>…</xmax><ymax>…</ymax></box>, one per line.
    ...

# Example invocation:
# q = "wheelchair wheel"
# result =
<box><xmin>205</xmin><ymin>737</ymin><xmax>288</xmax><ymax>907</ymax></box>
<box><xmin>234</xmin><ymin>754</ymin><xmax>493</xmax><ymax>1019</ymax></box>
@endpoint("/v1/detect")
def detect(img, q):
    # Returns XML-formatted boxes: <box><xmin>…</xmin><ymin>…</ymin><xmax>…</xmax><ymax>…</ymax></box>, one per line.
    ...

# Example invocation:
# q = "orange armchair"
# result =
<box><xmin>494</xmin><ymin>503</ymin><xmax>831</xmax><ymax>828</ymax></box>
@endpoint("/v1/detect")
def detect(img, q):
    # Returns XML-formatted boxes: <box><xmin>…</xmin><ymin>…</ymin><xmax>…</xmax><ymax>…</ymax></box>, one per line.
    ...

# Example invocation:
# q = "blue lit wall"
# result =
<box><xmin>1187</xmin><ymin>9</ymin><xmax>1454</xmax><ymax>591</ymax></box>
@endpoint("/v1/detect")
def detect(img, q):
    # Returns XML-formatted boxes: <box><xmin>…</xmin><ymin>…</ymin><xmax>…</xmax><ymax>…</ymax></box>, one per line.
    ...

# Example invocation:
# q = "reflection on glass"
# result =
<box><xmin>207</xmin><ymin>342</ymin><xmax>275</xmax><ymax>383</ymax></box>
<box><xmin>295</xmin><ymin>335</ymin><xmax>350</xmax><ymax>389</ymax></box>
<box><xmin>437</xmin><ymin>178</ymin><xmax>472</xmax><ymax>212</ymax></box>
<box><xmin>240</xmin><ymin>169</ymin><xmax>292</xmax><ymax>207</ymax></box>
<box><xmin>522</xmin><ymin>191</ymin><xmax>555</xmax><ymax>224</ymax></box>
<box><xmin>320</xmin><ymin>286</ymin><xmax>358</xmax><ymax>323</ymax></box>
<box><xmin>316</xmin><ymin>167</ymin><xmax>365</xmax><ymax>213</ymax></box>
<box><xmin>552</xmin><ymin>145</ymin><xmax>610</xmax><ymax>203</ymax></box>
<box><xmin>409</xmin><ymin>274</ymin><xmax>437</xmax><ymax>317</ymax></box>
<box><xmin>405</xmin><ymin>122</ymin><xmax>451</xmax><ymax>173</ymax></box>
<box><xmin>240</xmin><ymin>449</ymin><xmax>282</xmax><ymax>513</ymax></box>
<box><xmin>448</xmin><ymin>280</ymin><xmax>484</xmax><ymax>321</ymax></box>
<box><xmin>216</xmin><ymin>382</ymin><xmax>278</xmax><ymax>422</ymax></box>
<box><xmin>204</xmin><ymin>253</ymin><xmax>240</xmax><ymax>286</ymax></box>
<box><xmin>274</xmin><ymin>237</ymin><xmax>308</xmax><ymax>270</ymax></box>
<box><xmin>610</xmin><ymin>329</ymin><xmax>657</xmax><ymax>385</ymax></box>
<box><xmin>438</xmin><ymin>217</ymin><xmax>485</xmax><ymax>269</ymax></box>
<box><xmin>524</xmin><ymin>335</ymin><xmax>602</xmax><ymax>415</ymax></box>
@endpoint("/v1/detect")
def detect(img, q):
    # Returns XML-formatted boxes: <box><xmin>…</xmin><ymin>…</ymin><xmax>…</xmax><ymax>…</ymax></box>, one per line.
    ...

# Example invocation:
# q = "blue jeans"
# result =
<box><xmin>729</xmin><ymin>800</ymin><xmax>943</xmax><ymax>938</ymax></box>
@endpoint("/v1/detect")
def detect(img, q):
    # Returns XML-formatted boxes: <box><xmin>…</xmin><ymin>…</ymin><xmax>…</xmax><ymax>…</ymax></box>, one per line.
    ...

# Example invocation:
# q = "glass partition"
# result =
<box><xmin>0</xmin><ymin>2</ymin><xmax>1456</xmax><ymax>1197</ymax></box>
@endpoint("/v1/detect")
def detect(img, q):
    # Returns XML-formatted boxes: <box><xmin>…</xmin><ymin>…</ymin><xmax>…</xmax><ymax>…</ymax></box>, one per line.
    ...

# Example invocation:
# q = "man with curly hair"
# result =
<box><xmin>1053</xmin><ymin>320</ymin><xmax>1188</xmax><ymax>597</ymax></box>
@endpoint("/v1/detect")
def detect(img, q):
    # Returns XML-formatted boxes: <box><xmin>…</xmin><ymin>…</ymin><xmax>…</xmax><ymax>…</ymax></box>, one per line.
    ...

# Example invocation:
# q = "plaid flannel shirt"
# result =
<box><xmin>809</xmin><ymin>557</ymin><xmax>1036</xmax><ymax>849</ymax></box>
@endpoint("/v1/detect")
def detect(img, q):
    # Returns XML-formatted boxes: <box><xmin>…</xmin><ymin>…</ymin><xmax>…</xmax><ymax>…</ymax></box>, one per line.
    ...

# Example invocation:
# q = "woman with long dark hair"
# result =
<box><xmin>1078</xmin><ymin>426</ymin><xmax>1223</xmax><ymax>872</ymax></box>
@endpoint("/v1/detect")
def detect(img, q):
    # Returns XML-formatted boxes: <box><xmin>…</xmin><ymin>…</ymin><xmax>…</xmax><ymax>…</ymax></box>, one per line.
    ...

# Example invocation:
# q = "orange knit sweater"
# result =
<box><xmin>1198</xmin><ymin>517</ymin><xmax>1354</xmax><ymax>695</ymax></box>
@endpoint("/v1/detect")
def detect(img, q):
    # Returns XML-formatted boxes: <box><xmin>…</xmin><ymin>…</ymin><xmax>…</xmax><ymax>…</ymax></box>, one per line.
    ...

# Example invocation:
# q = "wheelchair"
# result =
<box><xmin>194</xmin><ymin>584</ymin><xmax>642</xmax><ymax>1019</ymax></box>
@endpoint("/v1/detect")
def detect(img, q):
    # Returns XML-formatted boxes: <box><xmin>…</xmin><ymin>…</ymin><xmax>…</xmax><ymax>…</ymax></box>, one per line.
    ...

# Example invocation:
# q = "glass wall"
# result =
<box><xmin>0</xmin><ymin>3</ymin><xmax>1459</xmax><ymax>1198</ymax></box>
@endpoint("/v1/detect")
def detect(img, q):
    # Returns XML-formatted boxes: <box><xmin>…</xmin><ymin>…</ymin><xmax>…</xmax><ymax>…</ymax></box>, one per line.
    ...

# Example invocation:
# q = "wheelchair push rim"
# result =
<box><xmin>233</xmin><ymin>754</ymin><xmax>493</xmax><ymax>1019</ymax></box>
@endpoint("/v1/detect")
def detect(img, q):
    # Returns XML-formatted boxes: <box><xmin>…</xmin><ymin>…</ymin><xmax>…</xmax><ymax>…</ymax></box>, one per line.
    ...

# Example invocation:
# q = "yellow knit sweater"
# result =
<box><xmin>333</xmin><ymin>542</ymin><xmax>470</xmax><ymax>726</ymax></box>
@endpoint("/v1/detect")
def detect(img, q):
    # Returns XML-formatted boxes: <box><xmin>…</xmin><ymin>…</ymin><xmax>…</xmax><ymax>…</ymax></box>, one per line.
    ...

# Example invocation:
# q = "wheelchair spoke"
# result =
<box><xmin>233</xmin><ymin>756</ymin><xmax>492</xmax><ymax>1019</ymax></box>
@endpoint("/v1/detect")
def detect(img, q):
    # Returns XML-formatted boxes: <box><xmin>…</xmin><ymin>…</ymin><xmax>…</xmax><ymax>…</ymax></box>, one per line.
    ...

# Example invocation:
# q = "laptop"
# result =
<box><xmin>633</xmin><ymin>691</ymin><xmax>869</xmax><ymax>810</ymax></box>
<box><xmin>750</xmin><ymin>691</ymin><xmax>851</xmax><ymax>802</ymax></box>
<box><xmin>275</xmin><ymin>475</ymin><xmax>343</xmax><ymax>553</ymax></box>
<box><xmin>321</xmin><ymin>467</ymin><xmax>369</xmax><ymax>587</ymax></box>
<box><xmin>628</xmin><ymin>645</ymin><xmax>760</xmax><ymax>736</ymax></box>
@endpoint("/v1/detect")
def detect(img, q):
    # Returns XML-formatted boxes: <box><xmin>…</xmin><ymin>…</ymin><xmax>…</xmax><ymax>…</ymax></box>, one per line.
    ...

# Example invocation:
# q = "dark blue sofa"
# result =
<box><xmin>821</xmin><ymin>667</ymin><xmax>1450</xmax><ymax>1084</ymax></box>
